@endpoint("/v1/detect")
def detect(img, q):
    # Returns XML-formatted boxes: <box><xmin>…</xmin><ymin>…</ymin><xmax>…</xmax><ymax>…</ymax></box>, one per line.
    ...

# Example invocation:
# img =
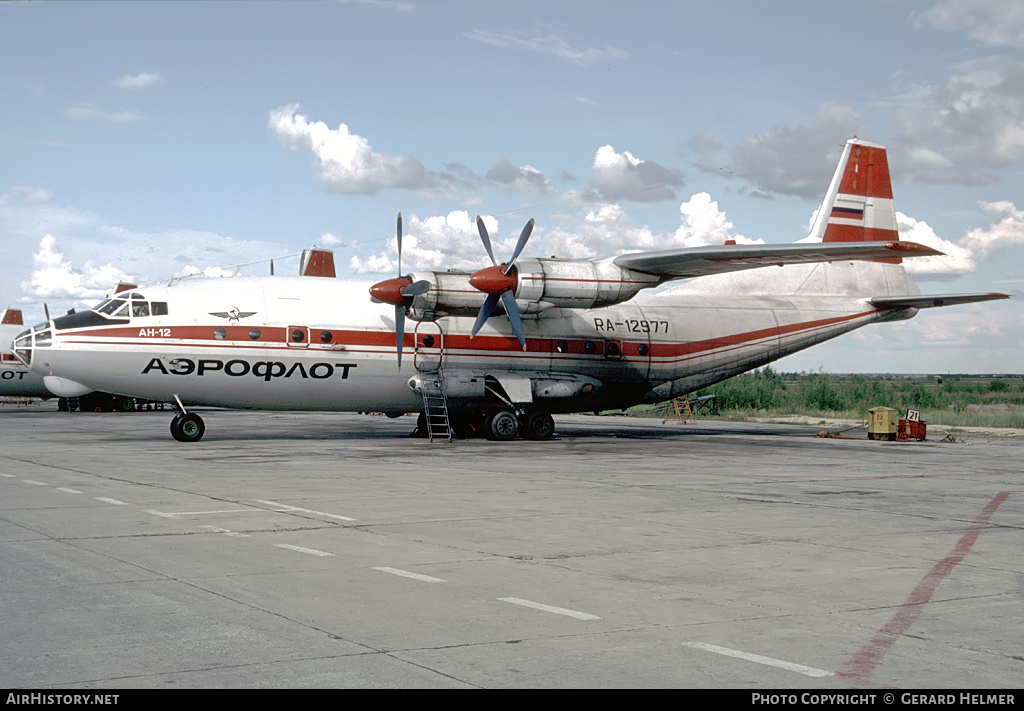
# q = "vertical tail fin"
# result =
<box><xmin>1</xmin><ymin>308</ymin><xmax>24</xmax><ymax>325</ymax></box>
<box><xmin>809</xmin><ymin>138</ymin><xmax>901</xmax><ymax>263</ymax></box>
<box><xmin>300</xmin><ymin>247</ymin><xmax>337</xmax><ymax>277</ymax></box>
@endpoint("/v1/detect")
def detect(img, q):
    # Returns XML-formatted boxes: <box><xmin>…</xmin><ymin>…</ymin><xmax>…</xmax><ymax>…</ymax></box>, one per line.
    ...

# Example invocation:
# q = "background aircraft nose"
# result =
<box><xmin>12</xmin><ymin>328</ymin><xmax>33</xmax><ymax>366</ymax></box>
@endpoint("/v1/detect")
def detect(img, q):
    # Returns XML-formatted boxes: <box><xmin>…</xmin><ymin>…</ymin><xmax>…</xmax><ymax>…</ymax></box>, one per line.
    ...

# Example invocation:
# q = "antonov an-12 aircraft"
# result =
<box><xmin>12</xmin><ymin>138</ymin><xmax>1008</xmax><ymax>442</ymax></box>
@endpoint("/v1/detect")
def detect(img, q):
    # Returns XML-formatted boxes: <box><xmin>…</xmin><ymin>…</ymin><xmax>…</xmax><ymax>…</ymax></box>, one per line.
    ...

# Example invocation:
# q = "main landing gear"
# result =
<box><xmin>483</xmin><ymin>408</ymin><xmax>556</xmax><ymax>441</ymax></box>
<box><xmin>170</xmin><ymin>411</ymin><xmax>205</xmax><ymax>442</ymax></box>
<box><xmin>431</xmin><ymin>408</ymin><xmax>555</xmax><ymax>441</ymax></box>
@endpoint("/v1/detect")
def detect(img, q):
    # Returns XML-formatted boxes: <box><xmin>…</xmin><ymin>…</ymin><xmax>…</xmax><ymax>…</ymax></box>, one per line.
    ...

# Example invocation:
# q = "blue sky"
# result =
<box><xmin>1</xmin><ymin>0</ymin><xmax>1022</xmax><ymax>373</ymax></box>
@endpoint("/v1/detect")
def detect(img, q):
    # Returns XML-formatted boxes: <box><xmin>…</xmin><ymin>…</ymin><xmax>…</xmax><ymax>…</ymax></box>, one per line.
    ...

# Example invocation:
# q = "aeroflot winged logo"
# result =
<box><xmin>208</xmin><ymin>307</ymin><xmax>257</xmax><ymax>322</ymax></box>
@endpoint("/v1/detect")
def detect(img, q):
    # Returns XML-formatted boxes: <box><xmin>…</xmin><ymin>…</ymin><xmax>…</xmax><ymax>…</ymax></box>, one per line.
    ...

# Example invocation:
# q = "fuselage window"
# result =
<box><xmin>151</xmin><ymin>302</ymin><xmax>168</xmax><ymax>316</ymax></box>
<box><xmin>249</xmin><ymin>328</ymin><xmax>261</xmax><ymax>340</ymax></box>
<box><xmin>320</xmin><ymin>330</ymin><xmax>333</xmax><ymax>343</ymax></box>
<box><xmin>214</xmin><ymin>328</ymin><xmax>227</xmax><ymax>340</ymax></box>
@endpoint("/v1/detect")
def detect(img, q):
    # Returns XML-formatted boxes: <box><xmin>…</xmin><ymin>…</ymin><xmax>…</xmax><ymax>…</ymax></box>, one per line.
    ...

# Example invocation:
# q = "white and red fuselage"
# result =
<box><xmin>9</xmin><ymin>139</ymin><xmax>1008</xmax><ymax>439</ymax></box>
<box><xmin>13</xmin><ymin>263</ymin><xmax>916</xmax><ymax>412</ymax></box>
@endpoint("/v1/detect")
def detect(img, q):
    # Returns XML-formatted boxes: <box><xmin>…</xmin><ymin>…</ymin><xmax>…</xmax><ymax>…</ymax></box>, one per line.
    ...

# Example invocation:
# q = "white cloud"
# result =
<box><xmin>111</xmin><ymin>72</ymin><xmax>164</xmax><ymax>89</ymax></box>
<box><xmin>961</xmin><ymin>200</ymin><xmax>1024</xmax><ymax>257</ymax></box>
<box><xmin>888</xmin><ymin>56</ymin><xmax>1024</xmax><ymax>184</ymax></box>
<box><xmin>0</xmin><ymin>187</ymin><xmax>97</xmax><ymax>238</ymax></box>
<box><xmin>485</xmin><ymin>159</ymin><xmax>555</xmax><ymax>195</ymax></box>
<box><xmin>896</xmin><ymin>212</ymin><xmax>976</xmax><ymax>277</ymax></box>
<box><xmin>729</xmin><ymin>102</ymin><xmax>866</xmax><ymax>198</ymax></box>
<box><xmin>672</xmin><ymin>193</ymin><xmax>759</xmax><ymax>247</ymax></box>
<box><xmin>541</xmin><ymin>204</ymin><xmax>660</xmax><ymax>258</ymax></box>
<box><xmin>589</xmin><ymin>145</ymin><xmax>684</xmax><ymax>203</ymax></box>
<box><xmin>913</xmin><ymin>0</ymin><xmax>1024</xmax><ymax>47</ymax></box>
<box><xmin>3</xmin><ymin>186</ymin><xmax>54</xmax><ymax>205</ymax></box>
<box><xmin>63</xmin><ymin>104</ymin><xmax>144</xmax><ymax>122</ymax></box>
<box><xmin>350</xmin><ymin>210</ymin><xmax>486</xmax><ymax>274</ymax></box>
<box><xmin>269</xmin><ymin>104</ymin><xmax>435</xmax><ymax>195</ymax></box>
<box><xmin>318</xmin><ymin>232</ymin><xmax>356</xmax><ymax>248</ymax></box>
<box><xmin>20</xmin><ymin>235</ymin><xmax>134</xmax><ymax>302</ymax></box>
<box><xmin>464</xmin><ymin>30</ymin><xmax>629</xmax><ymax>65</ymax></box>
<box><xmin>348</xmin><ymin>192</ymin><xmax>756</xmax><ymax>276</ymax></box>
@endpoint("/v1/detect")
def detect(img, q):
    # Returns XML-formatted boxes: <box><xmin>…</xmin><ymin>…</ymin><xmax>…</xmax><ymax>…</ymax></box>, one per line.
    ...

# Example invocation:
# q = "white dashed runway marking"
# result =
<box><xmin>681</xmin><ymin>642</ymin><xmax>833</xmax><ymax>678</ymax></box>
<box><xmin>372</xmin><ymin>567</ymin><xmax>446</xmax><ymax>583</ymax></box>
<box><xmin>498</xmin><ymin>597</ymin><xmax>600</xmax><ymax>620</ymax></box>
<box><xmin>273</xmin><ymin>544</ymin><xmax>334</xmax><ymax>557</ymax></box>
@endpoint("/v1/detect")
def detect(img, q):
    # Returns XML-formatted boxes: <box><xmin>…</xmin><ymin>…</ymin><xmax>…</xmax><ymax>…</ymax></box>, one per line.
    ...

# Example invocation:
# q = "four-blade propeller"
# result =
<box><xmin>469</xmin><ymin>215</ymin><xmax>534</xmax><ymax>350</ymax></box>
<box><xmin>367</xmin><ymin>213</ymin><xmax>428</xmax><ymax>370</ymax></box>
<box><xmin>368</xmin><ymin>212</ymin><xmax>535</xmax><ymax>369</ymax></box>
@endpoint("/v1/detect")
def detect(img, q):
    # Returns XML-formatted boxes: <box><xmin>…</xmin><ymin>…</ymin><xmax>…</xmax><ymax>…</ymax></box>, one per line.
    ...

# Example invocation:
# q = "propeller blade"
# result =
<box><xmin>470</xmin><ymin>293</ymin><xmax>500</xmax><ymax>339</ymax></box>
<box><xmin>396</xmin><ymin>212</ymin><xmax>403</xmax><ymax>276</ymax></box>
<box><xmin>499</xmin><ymin>290</ymin><xmax>527</xmax><ymax>350</ymax></box>
<box><xmin>504</xmin><ymin>218</ymin><xmax>535</xmax><ymax>275</ymax></box>
<box><xmin>395</xmin><ymin>304</ymin><xmax>405</xmax><ymax>371</ymax></box>
<box><xmin>401</xmin><ymin>280</ymin><xmax>430</xmax><ymax>297</ymax></box>
<box><xmin>476</xmin><ymin>215</ymin><xmax>498</xmax><ymax>266</ymax></box>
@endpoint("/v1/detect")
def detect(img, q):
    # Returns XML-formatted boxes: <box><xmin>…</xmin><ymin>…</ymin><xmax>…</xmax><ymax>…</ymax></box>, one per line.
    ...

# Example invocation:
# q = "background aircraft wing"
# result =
<box><xmin>871</xmin><ymin>293</ymin><xmax>1010</xmax><ymax>309</ymax></box>
<box><xmin>612</xmin><ymin>241</ymin><xmax>941</xmax><ymax>280</ymax></box>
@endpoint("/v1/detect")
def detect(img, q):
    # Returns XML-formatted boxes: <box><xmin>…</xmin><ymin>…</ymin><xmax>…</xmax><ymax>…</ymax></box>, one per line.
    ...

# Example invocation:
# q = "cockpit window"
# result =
<box><xmin>96</xmin><ymin>299</ymin><xmax>126</xmax><ymax>315</ymax></box>
<box><xmin>93</xmin><ymin>297</ymin><xmax>167</xmax><ymax>319</ymax></box>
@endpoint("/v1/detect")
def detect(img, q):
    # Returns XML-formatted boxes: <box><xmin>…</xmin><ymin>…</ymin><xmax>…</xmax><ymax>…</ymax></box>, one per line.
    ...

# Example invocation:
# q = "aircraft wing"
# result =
<box><xmin>612</xmin><ymin>241</ymin><xmax>942</xmax><ymax>280</ymax></box>
<box><xmin>871</xmin><ymin>293</ymin><xmax>1010</xmax><ymax>309</ymax></box>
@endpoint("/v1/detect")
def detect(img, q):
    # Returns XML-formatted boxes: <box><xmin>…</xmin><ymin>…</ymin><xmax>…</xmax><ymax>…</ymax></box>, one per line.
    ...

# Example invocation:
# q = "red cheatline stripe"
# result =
<box><xmin>836</xmin><ymin>491</ymin><xmax>1012</xmax><ymax>679</ymax></box>
<box><xmin>56</xmin><ymin>309</ymin><xmax>880</xmax><ymax>364</ymax></box>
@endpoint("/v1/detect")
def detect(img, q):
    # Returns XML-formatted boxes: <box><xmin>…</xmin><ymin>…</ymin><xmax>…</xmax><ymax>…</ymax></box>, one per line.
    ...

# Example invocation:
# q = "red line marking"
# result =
<box><xmin>836</xmin><ymin>491</ymin><xmax>1011</xmax><ymax>680</ymax></box>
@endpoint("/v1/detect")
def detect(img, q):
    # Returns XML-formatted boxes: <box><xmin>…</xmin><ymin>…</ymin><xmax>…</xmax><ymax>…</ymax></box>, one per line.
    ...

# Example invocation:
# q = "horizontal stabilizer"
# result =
<box><xmin>613</xmin><ymin>241</ymin><xmax>941</xmax><ymax>281</ymax></box>
<box><xmin>871</xmin><ymin>293</ymin><xmax>1010</xmax><ymax>310</ymax></box>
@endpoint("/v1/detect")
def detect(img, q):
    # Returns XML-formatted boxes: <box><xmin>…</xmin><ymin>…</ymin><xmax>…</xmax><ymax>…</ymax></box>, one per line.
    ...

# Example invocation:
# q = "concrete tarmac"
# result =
<box><xmin>1</xmin><ymin>404</ymin><xmax>1021</xmax><ymax>689</ymax></box>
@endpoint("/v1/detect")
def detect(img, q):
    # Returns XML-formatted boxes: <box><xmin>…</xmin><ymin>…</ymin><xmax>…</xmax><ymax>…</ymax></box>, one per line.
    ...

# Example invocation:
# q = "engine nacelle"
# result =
<box><xmin>404</xmin><ymin>270</ymin><xmax>481</xmax><ymax>321</ymax></box>
<box><xmin>512</xmin><ymin>257</ymin><xmax>660</xmax><ymax>310</ymax></box>
<box><xmin>403</xmin><ymin>258</ymin><xmax>660</xmax><ymax>321</ymax></box>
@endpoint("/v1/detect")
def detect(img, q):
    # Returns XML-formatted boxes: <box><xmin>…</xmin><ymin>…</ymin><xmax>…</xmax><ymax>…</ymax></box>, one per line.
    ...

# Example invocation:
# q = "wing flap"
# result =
<box><xmin>871</xmin><ymin>293</ymin><xmax>1010</xmax><ymax>310</ymax></box>
<box><xmin>612</xmin><ymin>241</ymin><xmax>941</xmax><ymax>280</ymax></box>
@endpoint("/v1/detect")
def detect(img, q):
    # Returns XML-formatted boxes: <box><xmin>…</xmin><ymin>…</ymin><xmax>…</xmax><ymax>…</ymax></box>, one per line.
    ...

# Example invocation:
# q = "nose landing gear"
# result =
<box><xmin>169</xmin><ymin>397</ymin><xmax>205</xmax><ymax>443</ymax></box>
<box><xmin>170</xmin><ymin>411</ymin><xmax>205</xmax><ymax>442</ymax></box>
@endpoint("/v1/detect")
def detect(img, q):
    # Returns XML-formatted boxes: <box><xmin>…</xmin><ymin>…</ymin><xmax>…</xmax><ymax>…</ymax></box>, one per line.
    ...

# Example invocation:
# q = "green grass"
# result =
<box><xmin>657</xmin><ymin>369</ymin><xmax>1024</xmax><ymax>429</ymax></box>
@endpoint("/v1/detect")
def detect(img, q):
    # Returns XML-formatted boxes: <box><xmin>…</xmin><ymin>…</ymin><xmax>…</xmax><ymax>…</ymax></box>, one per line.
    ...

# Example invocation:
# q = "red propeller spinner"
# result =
<box><xmin>369</xmin><ymin>276</ymin><xmax>415</xmax><ymax>307</ymax></box>
<box><xmin>468</xmin><ymin>264</ymin><xmax>517</xmax><ymax>296</ymax></box>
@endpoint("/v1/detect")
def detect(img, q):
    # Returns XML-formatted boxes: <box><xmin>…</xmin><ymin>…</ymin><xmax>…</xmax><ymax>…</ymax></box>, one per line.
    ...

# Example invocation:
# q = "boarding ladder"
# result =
<box><xmin>663</xmin><ymin>396</ymin><xmax>697</xmax><ymax>425</ymax></box>
<box><xmin>418</xmin><ymin>370</ymin><xmax>453</xmax><ymax>442</ymax></box>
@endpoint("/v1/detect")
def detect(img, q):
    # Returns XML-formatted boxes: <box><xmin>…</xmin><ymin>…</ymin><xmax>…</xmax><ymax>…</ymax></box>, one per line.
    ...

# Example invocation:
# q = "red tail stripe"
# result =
<box><xmin>837</xmin><ymin>144</ymin><xmax>893</xmax><ymax>199</ymax></box>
